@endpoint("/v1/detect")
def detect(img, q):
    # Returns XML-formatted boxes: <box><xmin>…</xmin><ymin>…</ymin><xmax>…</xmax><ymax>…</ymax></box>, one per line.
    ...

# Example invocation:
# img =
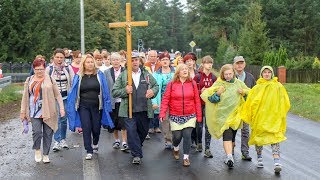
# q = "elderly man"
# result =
<box><xmin>233</xmin><ymin>56</ymin><xmax>256</xmax><ymax>161</ymax></box>
<box><xmin>144</xmin><ymin>50</ymin><xmax>161</xmax><ymax>73</ymax></box>
<box><xmin>112</xmin><ymin>52</ymin><xmax>159</xmax><ymax>165</ymax></box>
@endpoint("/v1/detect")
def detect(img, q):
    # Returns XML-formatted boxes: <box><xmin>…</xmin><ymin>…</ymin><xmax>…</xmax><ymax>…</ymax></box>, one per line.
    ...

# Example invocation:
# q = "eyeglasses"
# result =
<box><xmin>34</xmin><ymin>69</ymin><xmax>45</xmax><ymax>71</ymax></box>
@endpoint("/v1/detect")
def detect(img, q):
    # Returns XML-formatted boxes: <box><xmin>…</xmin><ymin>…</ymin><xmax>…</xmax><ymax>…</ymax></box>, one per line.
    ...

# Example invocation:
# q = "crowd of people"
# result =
<box><xmin>20</xmin><ymin>48</ymin><xmax>290</xmax><ymax>174</ymax></box>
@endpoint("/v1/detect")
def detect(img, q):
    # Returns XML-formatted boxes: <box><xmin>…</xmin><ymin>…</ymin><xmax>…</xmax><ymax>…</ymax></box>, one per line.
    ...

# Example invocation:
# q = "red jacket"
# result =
<box><xmin>159</xmin><ymin>80</ymin><xmax>202</xmax><ymax>122</ymax></box>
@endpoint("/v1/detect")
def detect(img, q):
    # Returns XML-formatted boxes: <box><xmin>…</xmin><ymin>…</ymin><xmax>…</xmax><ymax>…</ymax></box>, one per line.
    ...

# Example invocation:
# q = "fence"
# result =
<box><xmin>3</xmin><ymin>73</ymin><xmax>29</xmax><ymax>83</ymax></box>
<box><xmin>0</xmin><ymin>76</ymin><xmax>12</xmax><ymax>88</ymax></box>
<box><xmin>286</xmin><ymin>69</ymin><xmax>320</xmax><ymax>83</ymax></box>
<box><xmin>0</xmin><ymin>62</ymin><xmax>32</xmax><ymax>73</ymax></box>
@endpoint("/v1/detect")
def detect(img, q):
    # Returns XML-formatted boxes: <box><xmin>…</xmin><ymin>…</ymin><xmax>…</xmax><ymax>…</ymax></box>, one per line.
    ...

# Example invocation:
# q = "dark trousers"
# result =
<box><xmin>123</xmin><ymin>111</ymin><xmax>150</xmax><ymax>158</ymax></box>
<box><xmin>223</xmin><ymin>128</ymin><xmax>237</xmax><ymax>142</ymax></box>
<box><xmin>31</xmin><ymin>118</ymin><xmax>54</xmax><ymax>155</ymax></box>
<box><xmin>172</xmin><ymin>127</ymin><xmax>193</xmax><ymax>154</ymax></box>
<box><xmin>149</xmin><ymin>114</ymin><xmax>160</xmax><ymax>129</ymax></box>
<box><xmin>79</xmin><ymin>103</ymin><xmax>102</xmax><ymax>154</ymax></box>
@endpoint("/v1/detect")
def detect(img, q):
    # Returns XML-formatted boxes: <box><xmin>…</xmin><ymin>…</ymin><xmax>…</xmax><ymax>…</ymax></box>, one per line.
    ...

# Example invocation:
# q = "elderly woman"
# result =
<box><xmin>201</xmin><ymin>64</ymin><xmax>249</xmax><ymax>169</ymax></box>
<box><xmin>241</xmin><ymin>66</ymin><xmax>290</xmax><ymax>173</ymax></box>
<box><xmin>67</xmin><ymin>54</ymin><xmax>114</xmax><ymax>160</ymax></box>
<box><xmin>159</xmin><ymin>64</ymin><xmax>202</xmax><ymax>167</ymax></box>
<box><xmin>20</xmin><ymin>58</ymin><xmax>65</xmax><ymax>163</ymax></box>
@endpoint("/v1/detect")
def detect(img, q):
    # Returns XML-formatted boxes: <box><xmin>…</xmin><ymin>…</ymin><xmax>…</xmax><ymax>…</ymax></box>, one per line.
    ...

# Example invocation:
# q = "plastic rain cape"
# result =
<box><xmin>241</xmin><ymin>77</ymin><xmax>290</xmax><ymax>146</ymax></box>
<box><xmin>200</xmin><ymin>78</ymin><xmax>249</xmax><ymax>139</ymax></box>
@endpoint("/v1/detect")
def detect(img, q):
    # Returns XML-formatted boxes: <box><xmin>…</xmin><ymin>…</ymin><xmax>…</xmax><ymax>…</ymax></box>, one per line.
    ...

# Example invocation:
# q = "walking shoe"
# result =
<box><xmin>148</xmin><ymin>128</ymin><xmax>154</xmax><ymax>134</ymax></box>
<box><xmin>52</xmin><ymin>141</ymin><xmax>61</xmax><ymax>152</ymax></box>
<box><xmin>241</xmin><ymin>154</ymin><xmax>252</xmax><ymax>161</ymax></box>
<box><xmin>183</xmin><ymin>158</ymin><xmax>190</xmax><ymax>167</ymax></box>
<box><xmin>121</xmin><ymin>143</ymin><xmax>129</xmax><ymax>152</ymax></box>
<box><xmin>93</xmin><ymin>144</ymin><xmax>99</xmax><ymax>153</ymax></box>
<box><xmin>132</xmin><ymin>157</ymin><xmax>141</xmax><ymax>164</ymax></box>
<box><xmin>154</xmin><ymin>128</ymin><xmax>162</xmax><ymax>133</ymax></box>
<box><xmin>43</xmin><ymin>155</ymin><xmax>50</xmax><ymax>164</ymax></box>
<box><xmin>196</xmin><ymin>144</ymin><xmax>203</xmax><ymax>152</ymax></box>
<box><xmin>35</xmin><ymin>149</ymin><xmax>42</xmax><ymax>162</ymax></box>
<box><xmin>274</xmin><ymin>163</ymin><xmax>282</xmax><ymax>173</ymax></box>
<box><xmin>204</xmin><ymin>149</ymin><xmax>213</xmax><ymax>158</ymax></box>
<box><xmin>85</xmin><ymin>153</ymin><xmax>93</xmax><ymax>160</ymax></box>
<box><xmin>145</xmin><ymin>134</ymin><xmax>151</xmax><ymax>140</ymax></box>
<box><xmin>112</xmin><ymin>141</ymin><xmax>120</xmax><ymax>149</ymax></box>
<box><xmin>60</xmin><ymin>139</ymin><xmax>69</xmax><ymax>149</ymax></box>
<box><xmin>173</xmin><ymin>150</ymin><xmax>180</xmax><ymax>160</ymax></box>
<box><xmin>257</xmin><ymin>157</ymin><xmax>264</xmax><ymax>168</ymax></box>
<box><xmin>164</xmin><ymin>143</ymin><xmax>173</xmax><ymax>150</ymax></box>
<box><xmin>224</xmin><ymin>156</ymin><xmax>234</xmax><ymax>168</ymax></box>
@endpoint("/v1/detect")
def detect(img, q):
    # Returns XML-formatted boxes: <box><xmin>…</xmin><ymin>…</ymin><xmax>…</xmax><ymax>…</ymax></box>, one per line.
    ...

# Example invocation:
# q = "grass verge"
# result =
<box><xmin>0</xmin><ymin>83</ymin><xmax>23</xmax><ymax>105</ymax></box>
<box><xmin>284</xmin><ymin>83</ymin><xmax>320</xmax><ymax>122</ymax></box>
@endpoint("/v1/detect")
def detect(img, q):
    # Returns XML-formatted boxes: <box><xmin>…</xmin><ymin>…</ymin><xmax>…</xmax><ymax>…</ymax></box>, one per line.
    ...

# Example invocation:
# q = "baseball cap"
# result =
<box><xmin>233</xmin><ymin>56</ymin><xmax>245</xmax><ymax>63</ymax></box>
<box><xmin>131</xmin><ymin>51</ymin><xmax>139</xmax><ymax>58</ymax></box>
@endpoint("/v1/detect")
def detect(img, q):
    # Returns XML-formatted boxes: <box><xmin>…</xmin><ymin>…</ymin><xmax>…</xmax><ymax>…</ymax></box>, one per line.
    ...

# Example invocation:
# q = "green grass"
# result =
<box><xmin>284</xmin><ymin>83</ymin><xmax>320</xmax><ymax>122</ymax></box>
<box><xmin>0</xmin><ymin>83</ymin><xmax>24</xmax><ymax>105</ymax></box>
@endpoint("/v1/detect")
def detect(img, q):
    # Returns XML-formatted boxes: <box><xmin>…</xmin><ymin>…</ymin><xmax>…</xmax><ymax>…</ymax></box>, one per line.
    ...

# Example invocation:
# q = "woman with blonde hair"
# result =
<box><xmin>21</xmin><ymin>58</ymin><xmax>65</xmax><ymax>163</ymax></box>
<box><xmin>159</xmin><ymin>64</ymin><xmax>202</xmax><ymax>167</ymax></box>
<box><xmin>201</xmin><ymin>64</ymin><xmax>249</xmax><ymax>168</ymax></box>
<box><xmin>67</xmin><ymin>54</ymin><xmax>114</xmax><ymax>160</ymax></box>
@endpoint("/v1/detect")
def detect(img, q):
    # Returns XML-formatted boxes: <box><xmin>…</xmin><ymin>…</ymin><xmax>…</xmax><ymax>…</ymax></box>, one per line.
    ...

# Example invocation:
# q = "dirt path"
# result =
<box><xmin>0</xmin><ymin>100</ymin><xmax>21</xmax><ymax>121</ymax></box>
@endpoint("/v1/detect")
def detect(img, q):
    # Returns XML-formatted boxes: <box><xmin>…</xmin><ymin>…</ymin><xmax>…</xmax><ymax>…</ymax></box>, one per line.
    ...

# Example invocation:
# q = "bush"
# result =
<box><xmin>312</xmin><ymin>57</ymin><xmax>320</xmax><ymax>69</ymax></box>
<box><xmin>285</xmin><ymin>56</ymin><xmax>314</xmax><ymax>70</ymax></box>
<box><xmin>262</xmin><ymin>45</ymin><xmax>288</xmax><ymax>67</ymax></box>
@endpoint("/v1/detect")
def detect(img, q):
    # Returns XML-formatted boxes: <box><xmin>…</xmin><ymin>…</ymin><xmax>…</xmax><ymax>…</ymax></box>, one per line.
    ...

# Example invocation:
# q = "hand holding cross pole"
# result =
<box><xmin>109</xmin><ymin>3</ymin><xmax>148</xmax><ymax>118</ymax></box>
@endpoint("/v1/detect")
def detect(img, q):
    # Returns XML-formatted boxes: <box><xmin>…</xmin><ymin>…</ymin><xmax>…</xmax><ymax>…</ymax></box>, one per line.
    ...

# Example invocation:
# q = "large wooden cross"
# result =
<box><xmin>109</xmin><ymin>3</ymin><xmax>148</xmax><ymax>118</ymax></box>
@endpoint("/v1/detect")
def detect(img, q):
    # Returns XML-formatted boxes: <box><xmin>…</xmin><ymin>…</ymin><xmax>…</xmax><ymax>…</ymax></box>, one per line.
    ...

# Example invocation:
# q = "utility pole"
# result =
<box><xmin>80</xmin><ymin>0</ymin><xmax>85</xmax><ymax>54</ymax></box>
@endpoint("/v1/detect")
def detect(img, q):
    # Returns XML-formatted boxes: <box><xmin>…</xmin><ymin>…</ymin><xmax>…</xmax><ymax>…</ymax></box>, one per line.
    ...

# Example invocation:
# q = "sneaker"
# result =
<box><xmin>165</xmin><ymin>143</ymin><xmax>173</xmax><ymax>150</ymax></box>
<box><xmin>43</xmin><ymin>155</ymin><xmax>50</xmax><ymax>164</ymax></box>
<box><xmin>132</xmin><ymin>157</ymin><xmax>141</xmax><ymax>164</ymax></box>
<box><xmin>85</xmin><ymin>153</ymin><xmax>93</xmax><ymax>160</ymax></box>
<box><xmin>183</xmin><ymin>158</ymin><xmax>190</xmax><ymax>167</ymax></box>
<box><xmin>204</xmin><ymin>149</ymin><xmax>213</xmax><ymax>158</ymax></box>
<box><xmin>257</xmin><ymin>157</ymin><xmax>264</xmax><ymax>168</ymax></box>
<box><xmin>196</xmin><ymin>144</ymin><xmax>203</xmax><ymax>152</ymax></box>
<box><xmin>35</xmin><ymin>150</ymin><xmax>42</xmax><ymax>162</ymax></box>
<box><xmin>121</xmin><ymin>143</ymin><xmax>129</xmax><ymax>152</ymax></box>
<box><xmin>241</xmin><ymin>154</ymin><xmax>252</xmax><ymax>161</ymax></box>
<box><xmin>154</xmin><ymin>128</ymin><xmax>162</xmax><ymax>133</ymax></box>
<box><xmin>224</xmin><ymin>156</ymin><xmax>234</xmax><ymax>168</ymax></box>
<box><xmin>145</xmin><ymin>134</ymin><xmax>151</xmax><ymax>140</ymax></box>
<box><xmin>274</xmin><ymin>163</ymin><xmax>282</xmax><ymax>173</ymax></box>
<box><xmin>173</xmin><ymin>150</ymin><xmax>180</xmax><ymax>160</ymax></box>
<box><xmin>52</xmin><ymin>141</ymin><xmax>61</xmax><ymax>152</ymax></box>
<box><xmin>148</xmin><ymin>128</ymin><xmax>154</xmax><ymax>134</ymax></box>
<box><xmin>112</xmin><ymin>141</ymin><xmax>120</xmax><ymax>149</ymax></box>
<box><xmin>93</xmin><ymin>144</ymin><xmax>99</xmax><ymax>153</ymax></box>
<box><xmin>60</xmin><ymin>139</ymin><xmax>69</xmax><ymax>149</ymax></box>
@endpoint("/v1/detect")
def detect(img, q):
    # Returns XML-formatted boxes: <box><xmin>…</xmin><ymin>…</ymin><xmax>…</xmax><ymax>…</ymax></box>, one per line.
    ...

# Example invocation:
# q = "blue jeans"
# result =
<box><xmin>124</xmin><ymin>111</ymin><xmax>150</xmax><ymax>158</ymax></box>
<box><xmin>54</xmin><ymin>99</ymin><xmax>68</xmax><ymax>142</ymax></box>
<box><xmin>149</xmin><ymin>114</ymin><xmax>159</xmax><ymax>129</ymax></box>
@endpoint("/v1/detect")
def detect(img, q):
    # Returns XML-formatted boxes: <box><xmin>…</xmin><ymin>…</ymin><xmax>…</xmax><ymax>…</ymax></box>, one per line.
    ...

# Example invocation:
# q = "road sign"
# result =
<box><xmin>189</xmin><ymin>41</ymin><xmax>196</xmax><ymax>47</ymax></box>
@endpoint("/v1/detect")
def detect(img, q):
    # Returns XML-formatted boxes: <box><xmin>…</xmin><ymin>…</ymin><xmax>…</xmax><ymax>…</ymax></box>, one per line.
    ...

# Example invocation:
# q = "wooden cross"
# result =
<box><xmin>109</xmin><ymin>3</ymin><xmax>148</xmax><ymax>118</ymax></box>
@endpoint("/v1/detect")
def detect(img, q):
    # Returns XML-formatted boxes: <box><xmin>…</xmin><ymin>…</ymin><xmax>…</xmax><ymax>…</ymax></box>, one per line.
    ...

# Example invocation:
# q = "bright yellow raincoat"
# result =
<box><xmin>200</xmin><ymin>78</ymin><xmax>249</xmax><ymax>139</ymax></box>
<box><xmin>241</xmin><ymin>77</ymin><xmax>290</xmax><ymax>146</ymax></box>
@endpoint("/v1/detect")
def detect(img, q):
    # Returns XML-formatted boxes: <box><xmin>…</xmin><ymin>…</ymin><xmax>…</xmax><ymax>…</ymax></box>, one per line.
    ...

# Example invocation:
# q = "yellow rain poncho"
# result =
<box><xmin>241</xmin><ymin>68</ymin><xmax>290</xmax><ymax>146</ymax></box>
<box><xmin>200</xmin><ymin>78</ymin><xmax>249</xmax><ymax>139</ymax></box>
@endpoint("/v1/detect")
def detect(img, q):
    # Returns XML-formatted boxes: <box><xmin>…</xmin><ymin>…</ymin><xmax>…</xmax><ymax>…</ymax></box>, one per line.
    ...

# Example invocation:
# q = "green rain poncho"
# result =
<box><xmin>200</xmin><ymin>78</ymin><xmax>249</xmax><ymax>139</ymax></box>
<box><xmin>241</xmin><ymin>66</ymin><xmax>290</xmax><ymax>146</ymax></box>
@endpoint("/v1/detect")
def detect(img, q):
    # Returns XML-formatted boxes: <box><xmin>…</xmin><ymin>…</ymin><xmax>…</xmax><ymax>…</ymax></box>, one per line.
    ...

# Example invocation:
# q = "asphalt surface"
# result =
<box><xmin>0</xmin><ymin>113</ymin><xmax>319</xmax><ymax>180</ymax></box>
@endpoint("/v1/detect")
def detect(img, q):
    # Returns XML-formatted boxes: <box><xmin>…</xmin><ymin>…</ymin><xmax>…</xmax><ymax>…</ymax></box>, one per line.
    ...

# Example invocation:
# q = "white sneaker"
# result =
<box><xmin>274</xmin><ymin>163</ymin><xmax>282</xmax><ymax>173</ymax></box>
<box><xmin>257</xmin><ymin>157</ymin><xmax>264</xmax><ymax>168</ymax></box>
<box><xmin>35</xmin><ymin>150</ymin><xmax>42</xmax><ymax>162</ymax></box>
<box><xmin>224</xmin><ymin>156</ymin><xmax>234</xmax><ymax>168</ymax></box>
<box><xmin>52</xmin><ymin>141</ymin><xmax>61</xmax><ymax>152</ymax></box>
<box><xmin>85</xmin><ymin>153</ymin><xmax>93</xmax><ymax>160</ymax></box>
<box><xmin>60</xmin><ymin>139</ymin><xmax>69</xmax><ymax>149</ymax></box>
<box><xmin>93</xmin><ymin>144</ymin><xmax>99</xmax><ymax>153</ymax></box>
<box><xmin>43</xmin><ymin>155</ymin><xmax>50</xmax><ymax>163</ymax></box>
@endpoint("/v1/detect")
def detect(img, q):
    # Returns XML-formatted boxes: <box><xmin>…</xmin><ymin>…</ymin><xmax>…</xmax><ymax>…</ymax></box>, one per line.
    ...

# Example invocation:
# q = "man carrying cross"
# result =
<box><xmin>112</xmin><ymin>51</ymin><xmax>159</xmax><ymax>164</ymax></box>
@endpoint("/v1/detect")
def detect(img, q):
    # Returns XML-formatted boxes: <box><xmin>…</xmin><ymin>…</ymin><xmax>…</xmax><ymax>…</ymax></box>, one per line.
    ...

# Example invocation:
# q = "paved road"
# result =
<box><xmin>0</xmin><ymin>113</ymin><xmax>319</xmax><ymax>180</ymax></box>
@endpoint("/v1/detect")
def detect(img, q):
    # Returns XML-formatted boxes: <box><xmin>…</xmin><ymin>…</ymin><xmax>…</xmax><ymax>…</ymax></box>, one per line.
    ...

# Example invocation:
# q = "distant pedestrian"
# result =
<box><xmin>67</xmin><ymin>54</ymin><xmax>114</xmax><ymax>160</ymax></box>
<box><xmin>159</xmin><ymin>64</ymin><xmax>202</xmax><ymax>167</ymax></box>
<box><xmin>112</xmin><ymin>52</ymin><xmax>159</xmax><ymax>165</ymax></box>
<box><xmin>20</xmin><ymin>58</ymin><xmax>65</xmax><ymax>163</ymax></box>
<box><xmin>151</xmin><ymin>52</ymin><xmax>175</xmax><ymax>149</ymax></box>
<box><xmin>104</xmin><ymin>52</ymin><xmax>128</xmax><ymax>152</ymax></box>
<box><xmin>144</xmin><ymin>50</ymin><xmax>161</xmax><ymax>73</ymax></box>
<box><xmin>201</xmin><ymin>64</ymin><xmax>249</xmax><ymax>168</ymax></box>
<box><xmin>46</xmin><ymin>48</ymin><xmax>74</xmax><ymax>152</ymax></box>
<box><xmin>241</xmin><ymin>66</ymin><xmax>290</xmax><ymax>173</ymax></box>
<box><xmin>233</xmin><ymin>56</ymin><xmax>256</xmax><ymax>161</ymax></box>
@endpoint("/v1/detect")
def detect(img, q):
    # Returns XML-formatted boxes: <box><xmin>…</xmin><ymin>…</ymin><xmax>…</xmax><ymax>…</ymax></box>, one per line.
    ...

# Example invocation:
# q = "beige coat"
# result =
<box><xmin>20</xmin><ymin>74</ymin><xmax>64</xmax><ymax>132</ymax></box>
